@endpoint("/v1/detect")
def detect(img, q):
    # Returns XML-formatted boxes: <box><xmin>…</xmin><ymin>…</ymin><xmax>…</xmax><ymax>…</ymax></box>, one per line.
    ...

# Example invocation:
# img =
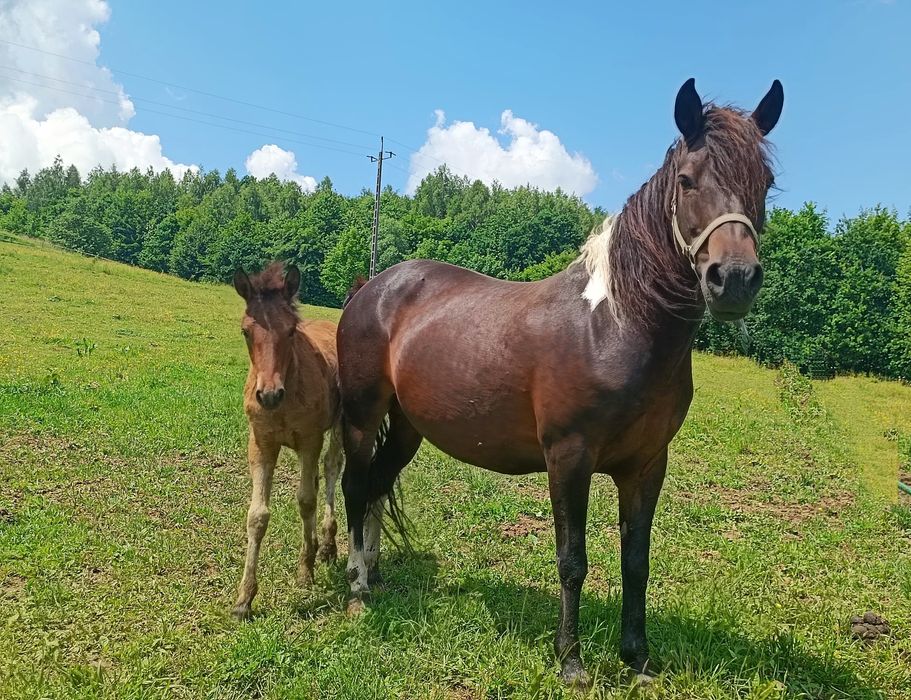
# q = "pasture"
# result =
<box><xmin>1</xmin><ymin>234</ymin><xmax>910</xmax><ymax>699</ymax></box>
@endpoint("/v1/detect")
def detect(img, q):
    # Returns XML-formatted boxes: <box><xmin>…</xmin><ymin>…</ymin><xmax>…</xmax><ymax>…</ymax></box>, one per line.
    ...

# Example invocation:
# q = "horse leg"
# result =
<box><xmin>295</xmin><ymin>433</ymin><xmax>324</xmax><ymax>587</ymax></box>
<box><xmin>317</xmin><ymin>424</ymin><xmax>343</xmax><ymax>563</ymax></box>
<box><xmin>232</xmin><ymin>430</ymin><xmax>279</xmax><ymax>620</ymax></box>
<box><xmin>363</xmin><ymin>402</ymin><xmax>422</xmax><ymax>586</ymax></box>
<box><xmin>341</xmin><ymin>397</ymin><xmax>389</xmax><ymax>603</ymax></box>
<box><xmin>614</xmin><ymin>448</ymin><xmax>667</xmax><ymax>680</ymax></box>
<box><xmin>545</xmin><ymin>435</ymin><xmax>593</xmax><ymax>688</ymax></box>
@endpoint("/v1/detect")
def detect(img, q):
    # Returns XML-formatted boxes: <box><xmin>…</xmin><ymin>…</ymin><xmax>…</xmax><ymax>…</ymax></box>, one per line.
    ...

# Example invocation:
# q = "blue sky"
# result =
<box><xmin>2</xmin><ymin>1</ymin><xmax>909</xmax><ymax>218</ymax></box>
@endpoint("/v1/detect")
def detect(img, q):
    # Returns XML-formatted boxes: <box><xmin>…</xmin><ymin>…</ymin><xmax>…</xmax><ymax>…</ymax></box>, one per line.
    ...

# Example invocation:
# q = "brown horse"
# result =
<box><xmin>337</xmin><ymin>79</ymin><xmax>784</xmax><ymax>687</ymax></box>
<box><xmin>231</xmin><ymin>263</ymin><xmax>343</xmax><ymax>620</ymax></box>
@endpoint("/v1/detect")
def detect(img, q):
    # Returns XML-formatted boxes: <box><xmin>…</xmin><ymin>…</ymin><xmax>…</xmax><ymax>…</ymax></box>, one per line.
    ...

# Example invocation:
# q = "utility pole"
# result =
<box><xmin>368</xmin><ymin>137</ymin><xmax>394</xmax><ymax>279</ymax></box>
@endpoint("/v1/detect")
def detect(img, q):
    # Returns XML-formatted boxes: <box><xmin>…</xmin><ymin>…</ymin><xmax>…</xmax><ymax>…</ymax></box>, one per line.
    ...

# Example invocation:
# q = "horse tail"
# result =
<box><xmin>343</xmin><ymin>275</ymin><xmax>368</xmax><ymax>308</ymax></box>
<box><xmin>365</xmin><ymin>404</ymin><xmax>414</xmax><ymax>551</ymax></box>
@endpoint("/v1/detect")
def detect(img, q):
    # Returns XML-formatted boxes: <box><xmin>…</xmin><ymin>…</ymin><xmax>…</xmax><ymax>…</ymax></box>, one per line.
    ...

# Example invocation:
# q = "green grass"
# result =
<box><xmin>1</xmin><ymin>234</ymin><xmax>910</xmax><ymax>699</ymax></box>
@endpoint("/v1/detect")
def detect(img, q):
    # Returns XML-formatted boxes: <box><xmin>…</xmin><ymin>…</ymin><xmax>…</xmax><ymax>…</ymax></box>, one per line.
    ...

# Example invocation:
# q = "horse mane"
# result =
<box><xmin>246</xmin><ymin>261</ymin><xmax>300</xmax><ymax>322</ymax></box>
<box><xmin>578</xmin><ymin>105</ymin><xmax>775</xmax><ymax>325</ymax></box>
<box><xmin>344</xmin><ymin>276</ymin><xmax>368</xmax><ymax>308</ymax></box>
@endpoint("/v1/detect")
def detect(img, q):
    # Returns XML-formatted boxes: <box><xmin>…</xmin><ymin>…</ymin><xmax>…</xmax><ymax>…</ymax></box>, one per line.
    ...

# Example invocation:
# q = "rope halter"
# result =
<box><xmin>671</xmin><ymin>194</ymin><xmax>760</xmax><ymax>272</ymax></box>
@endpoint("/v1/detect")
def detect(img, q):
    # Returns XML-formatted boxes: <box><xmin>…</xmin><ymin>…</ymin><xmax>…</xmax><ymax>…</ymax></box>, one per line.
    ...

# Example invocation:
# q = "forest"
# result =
<box><xmin>2</xmin><ymin>157</ymin><xmax>909</xmax><ymax>380</ymax></box>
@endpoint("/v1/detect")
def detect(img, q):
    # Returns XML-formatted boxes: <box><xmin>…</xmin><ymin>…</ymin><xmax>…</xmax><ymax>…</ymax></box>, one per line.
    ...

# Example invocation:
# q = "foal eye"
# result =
<box><xmin>678</xmin><ymin>174</ymin><xmax>696</xmax><ymax>190</ymax></box>
<box><xmin>241</xmin><ymin>328</ymin><xmax>249</xmax><ymax>338</ymax></box>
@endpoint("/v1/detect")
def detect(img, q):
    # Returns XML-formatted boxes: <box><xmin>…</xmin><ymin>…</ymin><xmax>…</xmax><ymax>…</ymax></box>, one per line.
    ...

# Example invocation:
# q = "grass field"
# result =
<box><xmin>1</xmin><ymin>234</ymin><xmax>910</xmax><ymax>699</ymax></box>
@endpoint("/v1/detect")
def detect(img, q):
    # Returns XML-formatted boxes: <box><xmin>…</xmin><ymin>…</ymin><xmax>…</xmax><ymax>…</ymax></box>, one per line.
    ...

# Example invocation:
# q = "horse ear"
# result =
<box><xmin>284</xmin><ymin>264</ymin><xmax>301</xmax><ymax>301</ymax></box>
<box><xmin>674</xmin><ymin>78</ymin><xmax>704</xmax><ymax>147</ymax></box>
<box><xmin>752</xmin><ymin>79</ymin><xmax>784</xmax><ymax>136</ymax></box>
<box><xmin>233</xmin><ymin>268</ymin><xmax>251</xmax><ymax>300</ymax></box>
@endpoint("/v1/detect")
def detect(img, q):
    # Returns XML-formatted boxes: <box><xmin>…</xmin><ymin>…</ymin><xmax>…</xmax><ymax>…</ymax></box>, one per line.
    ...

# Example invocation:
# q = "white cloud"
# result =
<box><xmin>245</xmin><ymin>144</ymin><xmax>317</xmax><ymax>192</ymax></box>
<box><xmin>0</xmin><ymin>0</ymin><xmax>195</xmax><ymax>185</ymax></box>
<box><xmin>407</xmin><ymin>109</ymin><xmax>598</xmax><ymax>196</ymax></box>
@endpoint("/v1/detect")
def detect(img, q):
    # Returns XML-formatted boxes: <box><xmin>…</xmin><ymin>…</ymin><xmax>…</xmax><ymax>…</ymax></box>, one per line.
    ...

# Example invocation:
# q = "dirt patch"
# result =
<box><xmin>500</xmin><ymin>514</ymin><xmax>549</xmax><ymax>539</ymax></box>
<box><xmin>851</xmin><ymin>612</ymin><xmax>890</xmax><ymax>644</ymax></box>
<box><xmin>676</xmin><ymin>486</ymin><xmax>853</xmax><ymax>525</ymax></box>
<box><xmin>1</xmin><ymin>573</ymin><xmax>26</xmax><ymax>600</ymax></box>
<box><xmin>445</xmin><ymin>684</ymin><xmax>481</xmax><ymax>700</ymax></box>
<box><xmin>513</xmin><ymin>481</ymin><xmax>549</xmax><ymax>502</ymax></box>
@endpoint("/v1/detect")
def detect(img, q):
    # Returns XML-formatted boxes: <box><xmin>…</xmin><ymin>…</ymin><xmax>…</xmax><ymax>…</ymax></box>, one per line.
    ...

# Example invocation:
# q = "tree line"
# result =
<box><xmin>1</xmin><ymin>158</ymin><xmax>909</xmax><ymax>381</ymax></box>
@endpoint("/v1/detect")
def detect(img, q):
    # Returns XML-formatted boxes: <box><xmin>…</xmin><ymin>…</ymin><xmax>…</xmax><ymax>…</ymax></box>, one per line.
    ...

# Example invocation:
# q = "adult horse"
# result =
<box><xmin>338</xmin><ymin>79</ymin><xmax>783</xmax><ymax>686</ymax></box>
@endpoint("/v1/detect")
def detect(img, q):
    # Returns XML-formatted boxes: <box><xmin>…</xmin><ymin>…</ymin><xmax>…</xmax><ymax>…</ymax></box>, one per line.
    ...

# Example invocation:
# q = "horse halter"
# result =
<box><xmin>671</xmin><ymin>192</ymin><xmax>760</xmax><ymax>272</ymax></box>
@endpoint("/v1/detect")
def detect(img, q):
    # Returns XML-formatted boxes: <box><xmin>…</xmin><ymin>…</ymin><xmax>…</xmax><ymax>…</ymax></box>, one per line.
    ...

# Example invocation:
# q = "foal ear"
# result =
<box><xmin>283</xmin><ymin>264</ymin><xmax>301</xmax><ymax>301</ymax></box>
<box><xmin>752</xmin><ymin>79</ymin><xmax>784</xmax><ymax>136</ymax></box>
<box><xmin>674</xmin><ymin>78</ymin><xmax>705</xmax><ymax>147</ymax></box>
<box><xmin>233</xmin><ymin>268</ymin><xmax>252</xmax><ymax>300</ymax></box>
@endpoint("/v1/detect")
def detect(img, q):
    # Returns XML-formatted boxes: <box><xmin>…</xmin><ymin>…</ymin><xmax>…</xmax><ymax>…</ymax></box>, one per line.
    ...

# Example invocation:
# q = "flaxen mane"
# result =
<box><xmin>578</xmin><ymin>105</ymin><xmax>775</xmax><ymax>324</ymax></box>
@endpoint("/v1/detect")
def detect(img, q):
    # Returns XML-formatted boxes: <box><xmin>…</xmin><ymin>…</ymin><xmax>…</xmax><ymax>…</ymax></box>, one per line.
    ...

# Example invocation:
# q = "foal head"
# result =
<box><xmin>233</xmin><ymin>262</ymin><xmax>301</xmax><ymax>410</ymax></box>
<box><xmin>672</xmin><ymin>78</ymin><xmax>783</xmax><ymax>320</ymax></box>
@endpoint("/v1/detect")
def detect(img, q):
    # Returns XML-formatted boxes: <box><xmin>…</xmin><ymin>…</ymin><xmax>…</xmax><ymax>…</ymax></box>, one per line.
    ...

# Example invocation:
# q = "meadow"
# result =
<box><xmin>1</xmin><ymin>233</ymin><xmax>910</xmax><ymax>699</ymax></box>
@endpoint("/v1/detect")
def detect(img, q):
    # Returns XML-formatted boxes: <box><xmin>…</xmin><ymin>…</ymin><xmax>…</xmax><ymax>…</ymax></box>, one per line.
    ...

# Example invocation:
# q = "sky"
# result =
<box><xmin>0</xmin><ymin>0</ymin><xmax>909</xmax><ymax>219</ymax></box>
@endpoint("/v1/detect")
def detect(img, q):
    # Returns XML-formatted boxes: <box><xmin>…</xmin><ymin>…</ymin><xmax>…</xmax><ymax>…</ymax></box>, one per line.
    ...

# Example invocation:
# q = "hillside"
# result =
<box><xmin>1</xmin><ymin>235</ymin><xmax>909</xmax><ymax>699</ymax></box>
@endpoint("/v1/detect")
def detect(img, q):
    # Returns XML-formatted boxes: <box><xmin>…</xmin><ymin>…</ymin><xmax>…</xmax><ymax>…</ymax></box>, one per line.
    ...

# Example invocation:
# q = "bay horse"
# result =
<box><xmin>337</xmin><ymin>79</ymin><xmax>783</xmax><ymax>686</ymax></box>
<box><xmin>231</xmin><ymin>262</ymin><xmax>343</xmax><ymax>620</ymax></box>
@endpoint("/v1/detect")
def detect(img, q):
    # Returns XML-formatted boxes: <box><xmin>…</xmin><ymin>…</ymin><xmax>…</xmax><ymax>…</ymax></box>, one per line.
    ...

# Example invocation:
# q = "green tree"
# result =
<box><xmin>321</xmin><ymin>225</ymin><xmax>370</xmax><ymax>302</ymax></box>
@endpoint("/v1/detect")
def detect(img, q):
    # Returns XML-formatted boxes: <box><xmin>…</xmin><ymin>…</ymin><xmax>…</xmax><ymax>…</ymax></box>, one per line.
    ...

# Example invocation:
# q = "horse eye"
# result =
<box><xmin>241</xmin><ymin>328</ymin><xmax>249</xmax><ymax>338</ymax></box>
<box><xmin>678</xmin><ymin>174</ymin><xmax>696</xmax><ymax>190</ymax></box>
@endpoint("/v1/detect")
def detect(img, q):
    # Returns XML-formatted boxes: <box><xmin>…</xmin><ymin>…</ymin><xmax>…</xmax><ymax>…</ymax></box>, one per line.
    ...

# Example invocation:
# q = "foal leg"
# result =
<box><xmin>295</xmin><ymin>433</ymin><xmax>324</xmax><ymax>587</ymax></box>
<box><xmin>545</xmin><ymin>435</ymin><xmax>593</xmax><ymax>688</ymax></box>
<box><xmin>317</xmin><ymin>425</ymin><xmax>343</xmax><ymax>563</ymax></box>
<box><xmin>232</xmin><ymin>431</ymin><xmax>279</xmax><ymax>620</ymax></box>
<box><xmin>614</xmin><ymin>448</ymin><xmax>667</xmax><ymax>680</ymax></box>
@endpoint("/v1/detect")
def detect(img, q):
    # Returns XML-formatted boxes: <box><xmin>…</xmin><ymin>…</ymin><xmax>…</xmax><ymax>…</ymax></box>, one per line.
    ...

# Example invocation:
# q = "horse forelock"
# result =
<box><xmin>245</xmin><ymin>261</ymin><xmax>300</xmax><ymax>328</ymax></box>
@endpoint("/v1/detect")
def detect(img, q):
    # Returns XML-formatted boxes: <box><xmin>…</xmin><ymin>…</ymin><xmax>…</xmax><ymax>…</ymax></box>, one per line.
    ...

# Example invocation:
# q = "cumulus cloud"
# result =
<box><xmin>0</xmin><ymin>0</ymin><xmax>195</xmax><ymax>185</ymax></box>
<box><xmin>244</xmin><ymin>144</ymin><xmax>317</xmax><ymax>192</ymax></box>
<box><xmin>407</xmin><ymin>110</ymin><xmax>597</xmax><ymax>196</ymax></box>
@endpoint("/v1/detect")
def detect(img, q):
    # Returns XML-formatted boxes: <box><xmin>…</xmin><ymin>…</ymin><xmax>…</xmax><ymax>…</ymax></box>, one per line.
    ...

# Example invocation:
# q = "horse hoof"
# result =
<box><xmin>231</xmin><ymin>604</ymin><xmax>252</xmax><ymax>621</ymax></box>
<box><xmin>317</xmin><ymin>543</ymin><xmax>337</xmax><ymax>563</ymax></box>
<box><xmin>559</xmin><ymin>659</ymin><xmax>591</xmax><ymax>691</ymax></box>
<box><xmin>624</xmin><ymin>667</ymin><xmax>658</xmax><ymax>693</ymax></box>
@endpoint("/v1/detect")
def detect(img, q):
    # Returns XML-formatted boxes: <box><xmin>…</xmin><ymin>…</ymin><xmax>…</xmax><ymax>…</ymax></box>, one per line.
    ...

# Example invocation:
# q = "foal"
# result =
<box><xmin>231</xmin><ymin>262</ymin><xmax>343</xmax><ymax>620</ymax></box>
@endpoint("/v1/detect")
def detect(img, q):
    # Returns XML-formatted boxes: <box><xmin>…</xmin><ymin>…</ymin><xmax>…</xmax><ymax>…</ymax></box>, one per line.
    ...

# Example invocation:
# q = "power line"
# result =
<box><xmin>0</xmin><ymin>73</ymin><xmax>369</xmax><ymax>159</ymax></box>
<box><xmin>0</xmin><ymin>64</ymin><xmax>374</xmax><ymax>151</ymax></box>
<box><xmin>0</xmin><ymin>38</ymin><xmax>381</xmax><ymax>139</ymax></box>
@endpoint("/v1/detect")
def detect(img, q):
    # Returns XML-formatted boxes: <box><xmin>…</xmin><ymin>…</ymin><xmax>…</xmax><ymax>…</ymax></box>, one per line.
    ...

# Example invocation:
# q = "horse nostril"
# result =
<box><xmin>276</xmin><ymin>388</ymin><xmax>285</xmax><ymax>403</ymax></box>
<box><xmin>705</xmin><ymin>262</ymin><xmax>724</xmax><ymax>294</ymax></box>
<box><xmin>746</xmin><ymin>263</ymin><xmax>764</xmax><ymax>295</ymax></box>
<box><xmin>255</xmin><ymin>389</ymin><xmax>264</xmax><ymax>405</ymax></box>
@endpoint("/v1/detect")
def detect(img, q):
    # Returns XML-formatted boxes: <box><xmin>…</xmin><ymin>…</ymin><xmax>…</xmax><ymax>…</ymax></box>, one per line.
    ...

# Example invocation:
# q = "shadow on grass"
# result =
<box><xmin>357</xmin><ymin>556</ymin><xmax>884</xmax><ymax>699</ymax></box>
<box><xmin>291</xmin><ymin>549</ymin><xmax>442</xmax><ymax>620</ymax></box>
<box><xmin>454</xmin><ymin>575</ymin><xmax>884</xmax><ymax>699</ymax></box>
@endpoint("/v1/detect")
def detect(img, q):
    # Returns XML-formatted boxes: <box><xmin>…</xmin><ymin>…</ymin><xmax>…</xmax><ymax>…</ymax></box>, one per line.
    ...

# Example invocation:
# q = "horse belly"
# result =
<box><xmin>394</xmin><ymin>376</ymin><xmax>545</xmax><ymax>474</ymax></box>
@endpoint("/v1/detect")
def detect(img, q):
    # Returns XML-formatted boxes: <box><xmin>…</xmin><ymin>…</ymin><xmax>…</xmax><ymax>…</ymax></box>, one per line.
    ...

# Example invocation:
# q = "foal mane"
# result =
<box><xmin>578</xmin><ymin>105</ymin><xmax>774</xmax><ymax>325</ymax></box>
<box><xmin>245</xmin><ymin>262</ymin><xmax>300</xmax><ymax>323</ymax></box>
